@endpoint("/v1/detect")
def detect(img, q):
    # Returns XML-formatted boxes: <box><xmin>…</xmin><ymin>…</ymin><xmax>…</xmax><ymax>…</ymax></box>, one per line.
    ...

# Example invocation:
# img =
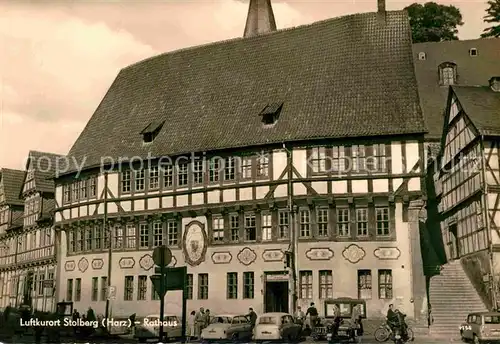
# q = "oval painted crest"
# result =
<box><xmin>78</xmin><ymin>257</ymin><xmax>89</xmax><ymax>273</ymax></box>
<box><xmin>182</xmin><ymin>220</ymin><xmax>208</xmax><ymax>266</ymax></box>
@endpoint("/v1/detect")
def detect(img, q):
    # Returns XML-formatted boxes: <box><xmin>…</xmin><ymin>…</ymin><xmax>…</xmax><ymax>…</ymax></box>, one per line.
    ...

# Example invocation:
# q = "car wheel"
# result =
<box><xmin>473</xmin><ymin>334</ymin><xmax>480</xmax><ymax>344</ymax></box>
<box><xmin>231</xmin><ymin>333</ymin><xmax>239</xmax><ymax>342</ymax></box>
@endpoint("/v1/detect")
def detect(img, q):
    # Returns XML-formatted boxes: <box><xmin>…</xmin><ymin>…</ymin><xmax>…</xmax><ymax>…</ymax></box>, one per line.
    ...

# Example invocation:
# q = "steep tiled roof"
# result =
<box><xmin>27</xmin><ymin>151</ymin><xmax>65</xmax><ymax>194</ymax></box>
<box><xmin>0</xmin><ymin>168</ymin><xmax>25</xmax><ymax>206</ymax></box>
<box><xmin>452</xmin><ymin>86</ymin><xmax>500</xmax><ymax>136</ymax></box>
<box><xmin>66</xmin><ymin>10</ymin><xmax>426</xmax><ymax>172</ymax></box>
<box><xmin>413</xmin><ymin>38</ymin><xmax>500</xmax><ymax>139</ymax></box>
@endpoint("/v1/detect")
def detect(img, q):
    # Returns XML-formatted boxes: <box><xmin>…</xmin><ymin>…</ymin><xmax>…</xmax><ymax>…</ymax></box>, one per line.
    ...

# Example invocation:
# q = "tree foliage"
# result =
<box><xmin>404</xmin><ymin>2</ymin><xmax>464</xmax><ymax>43</ymax></box>
<box><xmin>481</xmin><ymin>0</ymin><xmax>500</xmax><ymax>38</ymax></box>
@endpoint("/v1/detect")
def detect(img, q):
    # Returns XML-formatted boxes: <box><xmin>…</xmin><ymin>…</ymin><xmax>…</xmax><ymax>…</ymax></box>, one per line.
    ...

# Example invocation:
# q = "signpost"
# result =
<box><xmin>152</xmin><ymin>246</ymin><xmax>171</xmax><ymax>342</ymax></box>
<box><xmin>150</xmin><ymin>245</ymin><xmax>187</xmax><ymax>343</ymax></box>
<box><xmin>107</xmin><ymin>286</ymin><xmax>116</xmax><ymax>300</ymax></box>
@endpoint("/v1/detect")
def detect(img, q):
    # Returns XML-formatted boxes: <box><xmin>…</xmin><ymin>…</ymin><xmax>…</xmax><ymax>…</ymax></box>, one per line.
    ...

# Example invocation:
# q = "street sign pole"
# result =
<box><xmin>152</xmin><ymin>245</ymin><xmax>172</xmax><ymax>343</ymax></box>
<box><xmin>181</xmin><ymin>271</ymin><xmax>187</xmax><ymax>343</ymax></box>
<box><xmin>159</xmin><ymin>249</ymin><xmax>165</xmax><ymax>343</ymax></box>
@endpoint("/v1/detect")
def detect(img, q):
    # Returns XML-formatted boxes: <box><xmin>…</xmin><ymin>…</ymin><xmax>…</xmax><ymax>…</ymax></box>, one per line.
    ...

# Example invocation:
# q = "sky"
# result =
<box><xmin>0</xmin><ymin>0</ymin><xmax>491</xmax><ymax>170</ymax></box>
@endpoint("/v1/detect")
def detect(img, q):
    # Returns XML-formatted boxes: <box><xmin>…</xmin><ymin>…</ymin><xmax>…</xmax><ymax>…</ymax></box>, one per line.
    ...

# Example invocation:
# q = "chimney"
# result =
<box><xmin>489</xmin><ymin>77</ymin><xmax>500</xmax><ymax>92</ymax></box>
<box><xmin>243</xmin><ymin>0</ymin><xmax>277</xmax><ymax>38</ymax></box>
<box><xmin>378</xmin><ymin>0</ymin><xmax>386</xmax><ymax>12</ymax></box>
<box><xmin>377</xmin><ymin>0</ymin><xmax>386</xmax><ymax>23</ymax></box>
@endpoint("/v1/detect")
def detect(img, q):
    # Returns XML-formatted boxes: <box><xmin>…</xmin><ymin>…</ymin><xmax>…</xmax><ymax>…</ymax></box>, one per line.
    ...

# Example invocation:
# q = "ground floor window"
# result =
<box><xmin>378</xmin><ymin>269</ymin><xmax>392</xmax><ymax>299</ymax></box>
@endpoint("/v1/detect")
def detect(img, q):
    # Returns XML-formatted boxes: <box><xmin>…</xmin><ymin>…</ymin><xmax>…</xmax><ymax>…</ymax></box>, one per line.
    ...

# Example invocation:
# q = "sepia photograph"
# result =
<box><xmin>0</xmin><ymin>0</ymin><xmax>499</xmax><ymax>343</ymax></box>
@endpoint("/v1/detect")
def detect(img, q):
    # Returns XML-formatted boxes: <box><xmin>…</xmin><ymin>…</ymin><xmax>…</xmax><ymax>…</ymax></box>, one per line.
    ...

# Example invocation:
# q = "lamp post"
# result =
<box><xmin>103</xmin><ymin>172</ymin><xmax>113</xmax><ymax>330</ymax></box>
<box><xmin>283</xmin><ymin>144</ymin><xmax>298</xmax><ymax>314</ymax></box>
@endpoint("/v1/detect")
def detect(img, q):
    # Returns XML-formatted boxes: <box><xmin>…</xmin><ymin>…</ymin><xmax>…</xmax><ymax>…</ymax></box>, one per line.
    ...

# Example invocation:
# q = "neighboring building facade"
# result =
<box><xmin>54</xmin><ymin>0</ymin><xmax>428</xmax><ymax>320</ymax></box>
<box><xmin>436</xmin><ymin>82</ymin><xmax>500</xmax><ymax>290</ymax></box>
<box><xmin>0</xmin><ymin>151</ymin><xmax>62</xmax><ymax>311</ymax></box>
<box><xmin>0</xmin><ymin>168</ymin><xmax>25</xmax><ymax>308</ymax></box>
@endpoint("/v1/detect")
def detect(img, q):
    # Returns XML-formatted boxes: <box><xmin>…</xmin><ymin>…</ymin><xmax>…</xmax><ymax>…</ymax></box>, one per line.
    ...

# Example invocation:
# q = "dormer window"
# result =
<box><xmin>260</xmin><ymin>102</ymin><xmax>283</xmax><ymax>126</ymax></box>
<box><xmin>438</xmin><ymin>62</ymin><xmax>457</xmax><ymax>86</ymax></box>
<box><xmin>469</xmin><ymin>48</ymin><xmax>477</xmax><ymax>57</ymax></box>
<box><xmin>418</xmin><ymin>52</ymin><xmax>426</xmax><ymax>60</ymax></box>
<box><xmin>141</xmin><ymin>120</ymin><xmax>165</xmax><ymax>144</ymax></box>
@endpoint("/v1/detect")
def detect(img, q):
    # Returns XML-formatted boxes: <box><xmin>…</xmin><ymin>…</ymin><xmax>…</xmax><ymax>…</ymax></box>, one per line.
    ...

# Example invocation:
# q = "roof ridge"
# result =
<box><xmin>0</xmin><ymin>167</ymin><xmax>25</xmax><ymax>174</ymax></box>
<box><xmin>29</xmin><ymin>150</ymin><xmax>66</xmax><ymax>157</ymax></box>
<box><xmin>413</xmin><ymin>37</ymin><xmax>500</xmax><ymax>47</ymax></box>
<box><xmin>123</xmin><ymin>10</ymin><xmax>406</xmax><ymax>72</ymax></box>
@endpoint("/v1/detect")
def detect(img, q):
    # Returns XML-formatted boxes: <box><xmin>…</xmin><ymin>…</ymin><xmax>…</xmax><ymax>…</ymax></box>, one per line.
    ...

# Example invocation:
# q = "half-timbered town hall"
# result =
<box><xmin>53</xmin><ymin>0</ymin><xmax>428</xmax><ymax>319</ymax></box>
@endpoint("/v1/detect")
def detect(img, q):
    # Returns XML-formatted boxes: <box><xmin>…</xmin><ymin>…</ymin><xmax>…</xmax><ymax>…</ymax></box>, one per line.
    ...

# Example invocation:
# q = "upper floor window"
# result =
<box><xmin>337</xmin><ymin>208</ymin><xmax>350</xmax><ymax>237</ymax></box>
<box><xmin>331</xmin><ymin>146</ymin><xmax>346</xmax><ymax>173</ymax></box>
<box><xmin>121</xmin><ymin>171</ymin><xmax>131</xmax><ymax>193</ymax></box>
<box><xmin>0</xmin><ymin>187</ymin><xmax>5</xmax><ymax>203</ymax></box>
<box><xmin>241</xmin><ymin>157</ymin><xmax>253</xmax><ymax>180</ymax></box>
<box><xmin>352</xmin><ymin>145</ymin><xmax>366</xmax><ymax>173</ymax></box>
<box><xmin>439</xmin><ymin>62</ymin><xmax>457</xmax><ymax>86</ymax></box>
<box><xmin>370</xmin><ymin>144</ymin><xmax>386</xmax><ymax>173</ymax></box>
<box><xmin>178</xmin><ymin>163</ymin><xmax>189</xmax><ymax>187</ymax></box>
<box><xmin>135</xmin><ymin>169</ymin><xmax>145</xmax><ymax>192</ymax></box>
<box><xmin>224</xmin><ymin>157</ymin><xmax>235</xmax><ymax>181</ymax></box>
<box><xmin>257</xmin><ymin>153</ymin><xmax>269</xmax><ymax>178</ymax></box>
<box><xmin>149</xmin><ymin>166</ymin><xmax>159</xmax><ymax>190</ymax></box>
<box><xmin>376</xmin><ymin>207</ymin><xmax>390</xmax><ymax>236</ymax></box>
<box><xmin>212</xmin><ymin>216</ymin><xmax>224</xmax><ymax>242</ymax></box>
<box><xmin>193</xmin><ymin>160</ymin><xmax>204</xmax><ymax>185</ymax></box>
<box><xmin>209</xmin><ymin>158</ymin><xmax>220</xmax><ymax>183</ymax></box>
<box><xmin>311</xmin><ymin>147</ymin><xmax>326</xmax><ymax>173</ymax></box>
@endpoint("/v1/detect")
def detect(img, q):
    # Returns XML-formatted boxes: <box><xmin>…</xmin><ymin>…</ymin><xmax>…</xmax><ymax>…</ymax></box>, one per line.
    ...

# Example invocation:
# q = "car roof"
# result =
<box><xmin>213</xmin><ymin>314</ymin><xmax>236</xmax><ymax>318</ymax></box>
<box><xmin>260</xmin><ymin>312</ymin><xmax>289</xmax><ymax>317</ymax></box>
<box><xmin>145</xmin><ymin>314</ymin><xmax>177</xmax><ymax>318</ymax></box>
<box><xmin>469</xmin><ymin>312</ymin><xmax>500</xmax><ymax>316</ymax></box>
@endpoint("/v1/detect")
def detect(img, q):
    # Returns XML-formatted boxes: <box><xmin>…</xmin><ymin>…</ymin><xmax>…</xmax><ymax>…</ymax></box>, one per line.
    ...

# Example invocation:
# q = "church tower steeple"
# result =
<box><xmin>243</xmin><ymin>0</ymin><xmax>277</xmax><ymax>38</ymax></box>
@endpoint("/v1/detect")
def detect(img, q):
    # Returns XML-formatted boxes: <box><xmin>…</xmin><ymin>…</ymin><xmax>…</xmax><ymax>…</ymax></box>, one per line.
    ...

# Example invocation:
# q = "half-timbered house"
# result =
<box><xmin>0</xmin><ymin>168</ymin><xmax>25</xmax><ymax>308</ymax></box>
<box><xmin>53</xmin><ymin>0</ymin><xmax>428</xmax><ymax>319</ymax></box>
<box><xmin>413</xmin><ymin>38</ymin><xmax>500</xmax><ymax>336</ymax></box>
<box><xmin>0</xmin><ymin>152</ymin><xmax>63</xmax><ymax>312</ymax></box>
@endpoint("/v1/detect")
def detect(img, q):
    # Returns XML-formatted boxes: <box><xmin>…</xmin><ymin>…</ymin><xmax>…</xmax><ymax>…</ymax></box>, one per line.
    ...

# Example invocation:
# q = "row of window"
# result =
<box><xmin>66</xmin><ymin>269</ymin><xmax>393</xmax><ymax>302</ymax></box>
<box><xmin>297</xmin><ymin>269</ymin><xmax>392</xmax><ymax>300</ymax></box>
<box><xmin>212</xmin><ymin>207</ymin><xmax>391</xmax><ymax>243</ymax></box>
<box><xmin>67</xmin><ymin>221</ymin><xmax>179</xmax><ymax>253</ymax></box>
<box><xmin>310</xmin><ymin>144</ymin><xmax>387</xmax><ymax>174</ymax></box>
<box><xmin>120</xmin><ymin>155</ymin><xmax>270</xmax><ymax>194</ymax></box>
<box><xmin>66</xmin><ymin>206</ymin><xmax>391</xmax><ymax>254</ymax></box>
<box><xmin>62</xmin><ymin>177</ymin><xmax>97</xmax><ymax>203</ymax></box>
<box><xmin>0</xmin><ymin>228</ymin><xmax>54</xmax><ymax>258</ymax></box>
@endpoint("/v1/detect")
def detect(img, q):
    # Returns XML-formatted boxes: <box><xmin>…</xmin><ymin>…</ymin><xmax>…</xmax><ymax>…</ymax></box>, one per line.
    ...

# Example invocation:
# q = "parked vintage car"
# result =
<box><xmin>253</xmin><ymin>312</ymin><xmax>302</xmax><ymax>342</ymax></box>
<box><xmin>460</xmin><ymin>311</ymin><xmax>500</xmax><ymax>343</ymax></box>
<box><xmin>134</xmin><ymin>314</ymin><xmax>182</xmax><ymax>342</ymax></box>
<box><xmin>312</xmin><ymin>297</ymin><xmax>366</xmax><ymax>343</ymax></box>
<box><xmin>201</xmin><ymin>314</ymin><xmax>253</xmax><ymax>341</ymax></box>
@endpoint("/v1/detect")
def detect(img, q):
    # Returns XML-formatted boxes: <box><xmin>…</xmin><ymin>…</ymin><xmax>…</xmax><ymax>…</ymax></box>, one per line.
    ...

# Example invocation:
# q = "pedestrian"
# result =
<box><xmin>203</xmin><ymin>309</ymin><xmax>211</xmax><ymax>329</ymax></box>
<box><xmin>194</xmin><ymin>307</ymin><xmax>205</xmax><ymax>339</ymax></box>
<box><xmin>187</xmin><ymin>310</ymin><xmax>196</xmax><ymax>342</ymax></box>
<box><xmin>295</xmin><ymin>306</ymin><xmax>305</xmax><ymax>326</ymax></box>
<box><xmin>306</xmin><ymin>302</ymin><xmax>318</xmax><ymax>332</ymax></box>
<box><xmin>246</xmin><ymin>308</ymin><xmax>257</xmax><ymax>330</ymax></box>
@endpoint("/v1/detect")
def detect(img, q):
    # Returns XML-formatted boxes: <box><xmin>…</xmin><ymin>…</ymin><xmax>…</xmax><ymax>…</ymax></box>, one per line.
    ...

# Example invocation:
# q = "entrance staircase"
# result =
<box><xmin>429</xmin><ymin>260</ymin><xmax>488</xmax><ymax>337</ymax></box>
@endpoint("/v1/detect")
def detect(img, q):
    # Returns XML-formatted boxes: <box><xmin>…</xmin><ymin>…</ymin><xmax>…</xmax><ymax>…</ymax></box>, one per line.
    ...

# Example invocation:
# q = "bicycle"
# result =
<box><xmin>374</xmin><ymin>321</ymin><xmax>414</xmax><ymax>342</ymax></box>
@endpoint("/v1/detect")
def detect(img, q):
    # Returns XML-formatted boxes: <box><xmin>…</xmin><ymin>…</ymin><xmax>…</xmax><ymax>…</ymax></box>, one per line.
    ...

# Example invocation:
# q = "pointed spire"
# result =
<box><xmin>243</xmin><ymin>0</ymin><xmax>277</xmax><ymax>38</ymax></box>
